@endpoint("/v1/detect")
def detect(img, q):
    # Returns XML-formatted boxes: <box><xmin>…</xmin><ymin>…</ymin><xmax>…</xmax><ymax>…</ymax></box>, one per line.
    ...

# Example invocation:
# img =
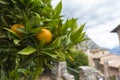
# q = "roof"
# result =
<box><xmin>111</xmin><ymin>24</ymin><xmax>120</xmax><ymax>32</ymax></box>
<box><xmin>90</xmin><ymin>50</ymin><xmax>120</xmax><ymax>68</ymax></box>
<box><xmin>98</xmin><ymin>54</ymin><xmax>120</xmax><ymax>68</ymax></box>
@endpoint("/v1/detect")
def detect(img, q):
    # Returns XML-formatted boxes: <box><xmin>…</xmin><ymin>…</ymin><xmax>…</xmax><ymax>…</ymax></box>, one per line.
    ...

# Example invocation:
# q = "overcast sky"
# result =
<box><xmin>52</xmin><ymin>0</ymin><xmax>120</xmax><ymax>49</ymax></box>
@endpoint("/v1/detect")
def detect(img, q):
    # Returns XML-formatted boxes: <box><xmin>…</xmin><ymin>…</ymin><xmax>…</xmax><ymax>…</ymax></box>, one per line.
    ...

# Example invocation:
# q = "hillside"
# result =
<box><xmin>110</xmin><ymin>46</ymin><xmax>120</xmax><ymax>55</ymax></box>
<box><xmin>76</xmin><ymin>35</ymin><xmax>100</xmax><ymax>50</ymax></box>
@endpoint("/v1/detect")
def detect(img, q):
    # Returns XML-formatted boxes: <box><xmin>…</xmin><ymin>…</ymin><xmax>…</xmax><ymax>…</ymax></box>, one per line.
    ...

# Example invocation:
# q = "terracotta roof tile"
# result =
<box><xmin>99</xmin><ymin>54</ymin><xmax>120</xmax><ymax>68</ymax></box>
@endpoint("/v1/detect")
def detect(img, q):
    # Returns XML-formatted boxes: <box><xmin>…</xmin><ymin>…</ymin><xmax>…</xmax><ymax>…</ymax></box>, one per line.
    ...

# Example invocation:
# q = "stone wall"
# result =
<box><xmin>40</xmin><ymin>61</ymin><xmax>75</xmax><ymax>80</ymax></box>
<box><xmin>79</xmin><ymin>66</ymin><xmax>104</xmax><ymax>80</ymax></box>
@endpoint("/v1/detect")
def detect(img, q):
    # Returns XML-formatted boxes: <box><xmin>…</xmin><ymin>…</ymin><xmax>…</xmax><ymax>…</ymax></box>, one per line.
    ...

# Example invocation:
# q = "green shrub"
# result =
<box><xmin>66</xmin><ymin>50</ymin><xmax>88</xmax><ymax>80</ymax></box>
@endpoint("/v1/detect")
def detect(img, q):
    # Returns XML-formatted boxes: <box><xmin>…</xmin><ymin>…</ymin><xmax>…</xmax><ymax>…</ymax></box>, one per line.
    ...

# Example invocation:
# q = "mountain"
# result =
<box><xmin>110</xmin><ymin>46</ymin><xmax>120</xmax><ymax>55</ymax></box>
<box><xmin>76</xmin><ymin>35</ymin><xmax>100</xmax><ymax>50</ymax></box>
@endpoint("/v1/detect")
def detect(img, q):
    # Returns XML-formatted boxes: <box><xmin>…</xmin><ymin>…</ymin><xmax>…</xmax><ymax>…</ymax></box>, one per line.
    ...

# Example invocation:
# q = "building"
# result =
<box><xmin>111</xmin><ymin>24</ymin><xmax>120</xmax><ymax>45</ymax></box>
<box><xmin>83</xmin><ymin>24</ymin><xmax>120</xmax><ymax>80</ymax></box>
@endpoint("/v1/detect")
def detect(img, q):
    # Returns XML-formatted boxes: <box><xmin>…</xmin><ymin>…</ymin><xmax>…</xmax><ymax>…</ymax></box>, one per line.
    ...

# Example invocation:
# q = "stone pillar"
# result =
<box><xmin>55</xmin><ymin>62</ymin><xmax>63</xmax><ymax>80</ymax></box>
<box><xmin>119</xmin><ymin>66</ymin><xmax>120</xmax><ymax>76</ymax></box>
<box><xmin>86</xmin><ymin>49</ymin><xmax>94</xmax><ymax>67</ymax></box>
<box><xmin>116</xmin><ymin>66</ymin><xmax>120</xmax><ymax>80</ymax></box>
<box><xmin>79</xmin><ymin>69</ymin><xmax>86</xmax><ymax>80</ymax></box>
<box><xmin>93</xmin><ymin>58</ymin><xmax>100</xmax><ymax>70</ymax></box>
<box><xmin>56</xmin><ymin>62</ymin><xmax>75</xmax><ymax>80</ymax></box>
<box><xmin>116</xmin><ymin>76</ymin><xmax>120</xmax><ymax>80</ymax></box>
<box><xmin>117</xmin><ymin>32</ymin><xmax>120</xmax><ymax>46</ymax></box>
<box><xmin>104</xmin><ymin>61</ymin><xmax>109</xmax><ymax>80</ymax></box>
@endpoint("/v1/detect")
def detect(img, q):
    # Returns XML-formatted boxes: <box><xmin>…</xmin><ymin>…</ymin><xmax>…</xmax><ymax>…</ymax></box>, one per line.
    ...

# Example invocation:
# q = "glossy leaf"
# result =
<box><xmin>53</xmin><ymin>1</ymin><xmax>62</xmax><ymax>18</ymax></box>
<box><xmin>0</xmin><ymin>69</ymin><xmax>7</xmax><ymax>80</ymax></box>
<box><xmin>4</xmin><ymin>28</ymin><xmax>21</xmax><ymax>38</ymax></box>
<box><xmin>34</xmin><ymin>66</ymin><xmax>44</xmax><ymax>80</ymax></box>
<box><xmin>70</xmin><ymin>23</ymin><xmax>86</xmax><ymax>44</ymax></box>
<box><xmin>47</xmin><ymin>19</ymin><xmax>60</xmax><ymax>29</ymax></box>
<box><xmin>14</xmin><ymin>39</ymin><xmax>21</xmax><ymax>45</ymax></box>
<box><xmin>50</xmin><ymin>37</ymin><xmax>62</xmax><ymax>48</ymax></box>
<box><xmin>41</xmin><ymin>51</ymin><xmax>57</xmax><ymax>59</ymax></box>
<box><xmin>0</xmin><ymin>1</ymin><xmax>8</xmax><ymax>4</ymax></box>
<box><xmin>18</xmin><ymin>69</ymin><xmax>31</xmax><ymax>76</ymax></box>
<box><xmin>61</xmin><ymin>19</ymin><xmax>69</xmax><ymax>35</ymax></box>
<box><xmin>18</xmin><ymin>46</ymin><xmax>37</xmax><ymax>55</ymax></box>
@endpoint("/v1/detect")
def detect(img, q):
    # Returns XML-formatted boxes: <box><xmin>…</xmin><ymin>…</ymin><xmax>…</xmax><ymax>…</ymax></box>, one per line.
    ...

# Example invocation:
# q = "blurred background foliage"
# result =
<box><xmin>66</xmin><ymin>50</ymin><xmax>88</xmax><ymax>80</ymax></box>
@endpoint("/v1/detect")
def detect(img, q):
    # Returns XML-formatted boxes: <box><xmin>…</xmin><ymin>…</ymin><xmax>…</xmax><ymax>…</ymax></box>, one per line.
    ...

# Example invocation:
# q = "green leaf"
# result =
<box><xmin>47</xmin><ymin>64</ymin><xmax>54</xmax><ymax>70</ymax></box>
<box><xmin>4</xmin><ymin>28</ymin><xmax>21</xmax><ymax>38</ymax></box>
<box><xmin>34</xmin><ymin>66</ymin><xmax>44</xmax><ymax>80</ymax></box>
<box><xmin>0</xmin><ymin>34</ymin><xmax>8</xmax><ymax>38</ymax></box>
<box><xmin>0</xmin><ymin>69</ymin><xmax>7</xmax><ymax>80</ymax></box>
<box><xmin>14</xmin><ymin>39</ymin><xmax>21</xmax><ymax>45</ymax></box>
<box><xmin>67</xmin><ymin>67</ymin><xmax>79</xmax><ymax>74</ymax></box>
<box><xmin>71</xmin><ymin>19</ymin><xmax>78</xmax><ymax>32</ymax></box>
<box><xmin>7</xmin><ymin>15</ymin><xmax>17</xmax><ymax>20</ymax></box>
<box><xmin>0</xmin><ymin>1</ymin><xmax>8</xmax><ymax>5</ymax></box>
<box><xmin>22</xmin><ymin>11</ymin><xmax>32</xmax><ymax>33</ymax></box>
<box><xmin>38</xmin><ymin>39</ymin><xmax>45</xmax><ymax>48</ymax></box>
<box><xmin>47</xmin><ymin>19</ymin><xmax>59</xmax><ymax>29</ymax></box>
<box><xmin>56</xmin><ymin>51</ymin><xmax>66</xmax><ymax>61</ymax></box>
<box><xmin>18</xmin><ymin>69</ymin><xmax>31</xmax><ymax>76</ymax></box>
<box><xmin>18</xmin><ymin>46</ymin><xmax>37</xmax><ymax>55</ymax></box>
<box><xmin>70</xmin><ymin>23</ymin><xmax>86</xmax><ymax>43</ymax></box>
<box><xmin>30</xmin><ymin>27</ymin><xmax>42</xmax><ymax>33</ymax></box>
<box><xmin>61</xmin><ymin>18</ymin><xmax>78</xmax><ymax>35</ymax></box>
<box><xmin>61</xmin><ymin>19</ymin><xmax>69</xmax><ymax>34</ymax></box>
<box><xmin>50</xmin><ymin>37</ymin><xmax>62</xmax><ymax>48</ymax></box>
<box><xmin>67</xmin><ymin>18</ymin><xmax>78</xmax><ymax>31</ymax></box>
<box><xmin>73</xmin><ymin>32</ymin><xmax>86</xmax><ymax>45</ymax></box>
<box><xmin>9</xmin><ymin>70</ymin><xmax>16</xmax><ymax>78</ymax></box>
<box><xmin>53</xmin><ymin>1</ymin><xmax>62</xmax><ymax>18</ymax></box>
<box><xmin>1</xmin><ymin>13</ymin><xmax>8</xmax><ymax>27</ymax></box>
<box><xmin>16</xmin><ymin>27</ymin><xmax>26</xmax><ymax>34</ymax></box>
<box><xmin>41</xmin><ymin>51</ymin><xmax>57</xmax><ymax>59</ymax></box>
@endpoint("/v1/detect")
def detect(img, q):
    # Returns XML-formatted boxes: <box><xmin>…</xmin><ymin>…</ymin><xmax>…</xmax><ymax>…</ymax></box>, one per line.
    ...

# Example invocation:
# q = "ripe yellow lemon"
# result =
<box><xmin>10</xmin><ymin>24</ymin><xmax>24</xmax><ymax>36</ymax></box>
<box><xmin>36</xmin><ymin>28</ymin><xmax>52</xmax><ymax>44</ymax></box>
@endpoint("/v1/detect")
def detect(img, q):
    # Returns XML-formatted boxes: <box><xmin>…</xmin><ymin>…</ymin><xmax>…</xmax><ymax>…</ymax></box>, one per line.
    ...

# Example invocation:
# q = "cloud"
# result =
<box><xmin>86</xmin><ymin>24</ymin><xmax>119</xmax><ymax>49</ymax></box>
<box><xmin>52</xmin><ymin>0</ymin><xmax>120</xmax><ymax>48</ymax></box>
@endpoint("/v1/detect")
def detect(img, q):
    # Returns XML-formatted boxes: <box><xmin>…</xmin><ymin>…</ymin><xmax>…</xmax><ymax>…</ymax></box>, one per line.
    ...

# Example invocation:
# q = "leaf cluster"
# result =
<box><xmin>0</xmin><ymin>0</ymin><xmax>87</xmax><ymax>79</ymax></box>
